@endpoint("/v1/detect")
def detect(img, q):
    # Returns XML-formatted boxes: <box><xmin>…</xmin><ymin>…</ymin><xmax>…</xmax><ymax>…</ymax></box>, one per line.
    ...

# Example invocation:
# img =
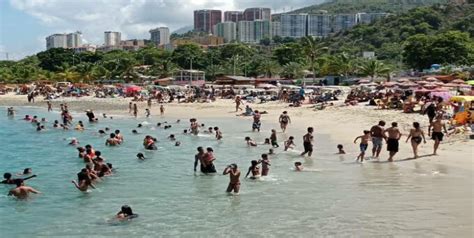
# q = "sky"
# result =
<box><xmin>0</xmin><ymin>0</ymin><xmax>324</xmax><ymax>60</ymax></box>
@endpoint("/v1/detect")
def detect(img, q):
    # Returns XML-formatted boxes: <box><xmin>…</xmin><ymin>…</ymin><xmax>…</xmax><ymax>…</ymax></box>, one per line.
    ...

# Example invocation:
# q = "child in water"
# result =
<box><xmin>214</xmin><ymin>127</ymin><xmax>223</xmax><ymax>140</ymax></box>
<box><xmin>337</xmin><ymin>144</ymin><xmax>346</xmax><ymax>154</ymax></box>
<box><xmin>294</xmin><ymin>162</ymin><xmax>303</xmax><ymax>171</ymax></box>
<box><xmin>259</xmin><ymin>154</ymin><xmax>271</xmax><ymax>176</ymax></box>
<box><xmin>136</xmin><ymin>153</ymin><xmax>146</xmax><ymax>160</ymax></box>
<box><xmin>245</xmin><ymin>137</ymin><xmax>257</xmax><ymax>147</ymax></box>
<box><xmin>270</xmin><ymin>129</ymin><xmax>279</xmax><ymax>148</ymax></box>
<box><xmin>284</xmin><ymin>136</ymin><xmax>296</xmax><ymax>151</ymax></box>
<box><xmin>353</xmin><ymin>130</ymin><xmax>371</xmax><ymax>162</ymax></box>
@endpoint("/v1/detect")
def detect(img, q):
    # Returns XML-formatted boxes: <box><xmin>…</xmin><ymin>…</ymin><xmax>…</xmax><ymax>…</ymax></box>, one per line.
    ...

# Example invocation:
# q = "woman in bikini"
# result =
<box><xmin>406</xmin><ymin>122</ymin><xmax>426</xmax><ymax>159</ymax></box>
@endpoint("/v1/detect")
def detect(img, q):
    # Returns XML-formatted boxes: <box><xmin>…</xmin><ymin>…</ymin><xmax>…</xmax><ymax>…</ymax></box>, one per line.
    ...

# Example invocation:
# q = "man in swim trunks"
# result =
<box><xmin>279</xmin><ymin>111</ymin><xmax>291</xmax><ymax>132</ymax></box>
<box><xmin>300</xmin><ymin>127</ymin><xmax>314</xmax><ymax>157</ymax></box>
<box><xmin>428</xmin><ymin>116</ymin><xmax>448</xmax><ymax>155</ymax></box>
<box><xmin>384</xmin><ymin>122</ymin><xmax>401</xmax><ymax>162</ymax></box>
<box><xmin>235</xmin><ymin>96</ymin><xmax>243</xmax><ymax>112</ymax></box>
<box><xmin>252</xmin><ymin>110</ymin><xmax>261</xmax><ymax>132</ymax></box>
<box><xmin>370</xmin><ymin>120</ymin><xmax>386</xmax><ymax>158</ymax></box>
<box><xmin>194</xmin><ymin>147</ymin><xmax>206</xmax><ymax>173</ymax></box>
<box><xmin>223</xmin><ymin>164</ymin><xmax>240</xmax><ymax>194</ymax></box>
<box><xmin>8</xmin><ymin>179</ymin><xmax>41</xmax><ymax>199</ymax></box>
<box><xmin>105</xmin><ymin>133</ymin><xmax>119</xmax><ymax>146</ymax></box>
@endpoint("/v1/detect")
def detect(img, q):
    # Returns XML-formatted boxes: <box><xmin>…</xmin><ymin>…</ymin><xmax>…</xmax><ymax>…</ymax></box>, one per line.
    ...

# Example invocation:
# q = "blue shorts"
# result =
<box><xmin>360</xmin><ymin>144</ymin><xmax>368</xmax><ymax>152</ymax></box>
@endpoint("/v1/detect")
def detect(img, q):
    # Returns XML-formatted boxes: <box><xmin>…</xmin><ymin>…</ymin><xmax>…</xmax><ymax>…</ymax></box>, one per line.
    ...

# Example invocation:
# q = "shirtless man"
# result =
<box><xmin>428</xmin><ymin>116</ymin><xmax>448</xmax><ymax>155</ymax></box>
<box><xmin>370</xmin><ymin>120</ymin><xmax>386</xmax><ymax>158</ymax></box>
<box><xmin>279</xmin><ymin>111</ymin><xmax>291</xmax><ymax>132</ymax></box>
<box><xmin>300</xmin><ymin>127</ymin><xmax>314</xmax><ymax>157</ymax></box>
<box><xmin>235</xmin><ymin>96</ymin><xmax>243</xmax><ymax>112</ymax></box>
<box><xmin>133</xmin><ymin>104</ymin><xmax>138</xmax><ymax>118</ymax></box>
<box><xmin>8</xmin><ymin>179</ymin><xmax>41</xmax><ymax>199</ymax></box>
<box><xmin>105</xmin><ymin>133</ymin><xmax>119</xmax><ymax>146</ymax></box>
<box><xmin>194</xmin><ymin>147</ymin><xmax>206</xmax><ymax>173</ymax></box>
<box><xmin>223</xmin><ymin>164</ymin><xmax>240</xmax><ymax>194</ymax></box>
<box><xmin>384</xmin><ymin>122</ymin><xmax>402</xmax><ymax>162</ymax></box>
<box><xmin>114</xmin><ymin>130</ymin><xmax>124</xmax><ymax>144</ymax></box>
<box><xmin>72</xmin><ymin>169</ymin><xmax>96</xmax><ymax>192</ymax></box>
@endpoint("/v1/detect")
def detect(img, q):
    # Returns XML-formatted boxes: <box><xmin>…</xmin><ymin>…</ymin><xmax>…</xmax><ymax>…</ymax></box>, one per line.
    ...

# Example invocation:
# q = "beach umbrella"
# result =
<box><xmin>425</xmin><ymin>77</ymin><xmax>438</xmax><ymax>82</ymax></box>
<box><xmin>256</xmin><ymin>83</ymin><xmax>277</xmax><ymax>89</ymax></box>
<box><xmin>399</xmin><ymin>82</ymin><xmax>417</xmax><ymax>88</ymax></box>
<box><xmin>451</xmin><ymin>79</ymin><xmax>466</xmax><ymax>84</ymax></box>
<box><xmin>444</xmin><ymin>83</ymin><xmax>460</xmax><ymax>87</ymax></box>
<box><xmin>416</xmin><ymin>80</ymin><xmax>429</xmax><ymax>85</ymax></box>
<box><xmin>397</xmin><ymin>78</ymin><xmax>410</xmax><ymax>83</ymax></box>
<box><xmin>383</xmin><ymin>82</ymin><xmax>398</xmax><ymax>87</ymax></box>
<box><xmin>466</xmin><ymin>80</ymin><xmax>474</xmax><ymax>85</ymax></box>
<box><xmin>415</xmin><ymin>88</ymin><xmax>432</xmax><ymax>93</ymax></box>
<box><xmin>423</xmin><ymin>83</ymin><xmax>438</xmax><ymax>89</ymax></box>
<box><xmin>358</xmin><ymin>79</ymin><xmax>371</xmax><ymax>84</ymax></box>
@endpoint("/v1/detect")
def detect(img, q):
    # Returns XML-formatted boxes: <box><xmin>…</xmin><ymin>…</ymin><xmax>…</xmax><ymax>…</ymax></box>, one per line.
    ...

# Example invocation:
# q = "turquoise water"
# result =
<box><xmin>0</xmin><ymin>106</ymin><xmax>472</xmax><ymax>237</ymax></box>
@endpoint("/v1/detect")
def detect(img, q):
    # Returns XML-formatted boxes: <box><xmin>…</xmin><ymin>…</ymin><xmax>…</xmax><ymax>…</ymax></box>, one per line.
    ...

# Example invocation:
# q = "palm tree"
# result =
<box><xmin>301</xmin><ymin>36</ymin><xmax>328</xmax><ymax>84</ymax></box>
<box><xmin>205</xmin><ymin>64</ymin><xmax>224</xmax><ymax>80</ymax></box>
<box><xmin>329</xmin><ymin>52</ymin><xmax>355</xmax><ymax>80</ymax></box>
<box><xmin>357</xmin><ymin>60</ymin><xmax>391</xmax><ymax>81</ymax></box>
<box><xmin>282</xmin><ymin>62</ymin><xmax>305</xmax><ymax>79</ymax></box>
<box><xmin>257</xmin><ymin>60</ymin><xmax>281</xmax><ymax>78</ymax></box>
<box><xmin>57</xmin><ymin>69</ymin><xmax>80</xmax><ymax>83</ymax></box>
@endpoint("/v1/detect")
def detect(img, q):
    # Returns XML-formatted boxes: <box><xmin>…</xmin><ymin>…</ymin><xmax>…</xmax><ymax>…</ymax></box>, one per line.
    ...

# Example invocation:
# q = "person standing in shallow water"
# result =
<box><xmin>370</xmin><ymin>120</ymin><xmax>385</xmax><ymax>158</ymax></box>
<box><xmin>428</xmin><ymin>115</ymin><xmax>448</xmax><ymax>155</ymax></box>
<box><xmin>133</xmin><ymin>104</ymin><xmax>138</xmax><ymax>118</ymax></box>
<box><xmin>300</xmin><ymin>127</ymin><xmax>314</xmax><ymax>157</ymax></box>
<box><xmin>194</xmin><ymin>146</ymin><xmax>206</xmax><ymax>173</ymax></box>
<box><xmin>223</xmin><ymin>164</ymin><xmax>240</xmax><ymax>194</ymax></box>
<box><xmin>384</xmin><ymin>122</ymin><xmax>401</xmax><ymax>162</ymax></box>
<box><xmin>406</xmin><ymin>122</ymin><xmax>426</xmax><ymax>159</ymax></box>
<box><xmin>279</xmin><ymin>111</ymin><xmax>291</xmax><ymax>132</ymax></box>
<box><xmin>252</xmin><ymin>110</ymin><xmax>261</xmax><ymax>132</ymax></box>
<box><xmin>8</xmin><ymin>179</ymin><xmax>41</xmax><ymax>199</ymax></box>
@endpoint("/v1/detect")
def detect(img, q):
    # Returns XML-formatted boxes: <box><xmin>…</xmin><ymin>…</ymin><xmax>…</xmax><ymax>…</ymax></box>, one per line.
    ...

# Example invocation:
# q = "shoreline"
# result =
<box><xmin>1</xmin><ymin>93</ymin><xmax>473</xmax><ymax>171</ymax></box>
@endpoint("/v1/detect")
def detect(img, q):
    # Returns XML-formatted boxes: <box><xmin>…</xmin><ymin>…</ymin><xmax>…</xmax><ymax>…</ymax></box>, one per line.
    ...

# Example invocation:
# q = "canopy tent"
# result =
<box><xmin>450</xmin><ymin>96</ymin><xmax>474</xmax><ymax>103</ymax></box>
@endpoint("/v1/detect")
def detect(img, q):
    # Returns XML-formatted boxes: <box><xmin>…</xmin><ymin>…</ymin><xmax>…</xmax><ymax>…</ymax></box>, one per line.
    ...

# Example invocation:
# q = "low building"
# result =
<box><xmin>214</xmin><ymin>75</ymin><xmax>255</xmax><ymax>85</ymax></box>
<box><xmin>174</xmin><ymin>70</ymin><xmax>206</xmax><ymax>86</ymax></box>
<box><xmin>73</xmin><ymin>44</ymin><xmax>96</xmax><ymax>53</ymax></box>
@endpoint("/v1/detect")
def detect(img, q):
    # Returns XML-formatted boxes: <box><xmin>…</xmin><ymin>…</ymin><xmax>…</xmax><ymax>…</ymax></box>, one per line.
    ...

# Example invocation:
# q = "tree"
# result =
<box><xmin>328</xmin><ymin>52</ymin><xmax>356</xmax><ymax>79</ymax></box>
<box><xmin>257</xmin><ymin>60</ymin><xmax>281</xmax><ymax>78</ymax></box>
<box><xmin>57</xmin><ymin>68</ymin><xmax>80</xmax><ymax>82</ymax></box>
<box><xmin>301</xmin><ymin>36</ymin><xmax>328</xmax><ymax>84</ymax></box>
<box><xmin>357</xmin><ymin>59</ymin><xmax>391</xmax><ymax>81</ymax></box>
<box><xmin>171</xmin><ymin>44</ymin><xmax>205</xmax><ymax>69</ymax></box>
<box><xmin>205</xmin><ymin>64</ymin><xmax>224</xmax><ymax>80</ymax></box>
<box><xmin>273</xmin><ymin>43</ymin><xmax>304</xmax><ymax>66</ymax></box>
<box><xmin>282</xmin><ymin>62</ymin><xmax>305</xmax><ymax>79</ymax></box>
<box><xmin>37</xmin><ymin>48</ymin><xmax>75</xmax><ymax>72</ymax></box>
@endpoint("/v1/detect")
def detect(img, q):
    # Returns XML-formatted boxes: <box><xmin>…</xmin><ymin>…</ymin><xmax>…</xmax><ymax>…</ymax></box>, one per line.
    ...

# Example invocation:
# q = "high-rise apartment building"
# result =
<box><xmin>149</xmin><ymin>27</ymin><xmax>170</xmax><ymax>46</ymax></box>
<box><xmin>46</xmin><ymin>34</ymin><xmax>68</xmax><ymax>49</ymax></box>
<box><xmin>243</xmin><ymin>7</ymin><xmax>271</xmax><ymax>21</ymax></box>
<box><xmin>66</xmin><ymin>31</ymin><xmax>83</xmax><ymax>48</ymax></box>
<box><xmin>307</xmin><ymin>14</ymin><xmax>331</xmax><ymax>37</ymax></box>
<box><xmin>237</xmin><ymin>21</ymin><xmax>255</xmax><ymax>43</ymax></box>
<box><xmin>254</xmin><ymin>20</ymin><xmax>271</xmax><ymax>43</ymax></box>
<box><xmin>281</xmin><ymin>14</ymin><xmax>307</xmax><ymax>38</ymax></box>
<box><xmin>214</xmin><ymin>22</ymin><xmax>237</xmax><ymax>43</ymax></box>
<box><xmin>332</xmin><ymin>14</ymin><xmax>357</xmax><ymax>33</ymax></box>
<box><xmin>194</xmin><ymin>9</ymin><xmax>222</xmax><ymax>34</ymax></box>
<box><xmin>224</xmin><ymin>11</ymin><xmax>243</xmax><ymax>22</ymax></box>
<box><xmin>104</xmin><ymin>31</ymin><xmax>121</xmax><ymax>46</ymax></box>
<box><xmin>271</xmin><ymin>21</ymin><xmax>282</xmax><ymax>38</ymax></box>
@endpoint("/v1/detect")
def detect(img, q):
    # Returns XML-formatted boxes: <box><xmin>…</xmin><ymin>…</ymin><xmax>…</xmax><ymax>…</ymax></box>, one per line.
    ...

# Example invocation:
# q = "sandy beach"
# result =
<box><xmin>2</xmin><ymin>92</ymin><xmax>472</xmax><ymax>171</ymax></box>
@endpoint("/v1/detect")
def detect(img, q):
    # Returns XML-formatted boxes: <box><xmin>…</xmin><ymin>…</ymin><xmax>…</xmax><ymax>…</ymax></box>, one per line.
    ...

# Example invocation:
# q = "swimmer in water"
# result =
<box><xmin>183</xmin><ymin>129</ymin><xmax>188</xmax><ymax>134</ymax></box>
<box><xmin>259</xmin><ymin>154</ymin><xmax>271</xmax><ymax>176</ymax></box>
<box><xmin>2</xmin><ymin>172</ymin><xmax>37</xmax><ymax>184</ymax></box>
<box><xmin>98</xmin><ymin>129</ymin><xmax>106</xmax><ymax>135</ymax></box>
<box><xmin>77</xmin><ymin>147</ymin><xmax>86</xmax><ymax>158</ymax></box>
<box><xmin>268</xmin><ymin>148</ymin><xmax>275</xmax><ymax>155</ymax></box>
<box><xmin>284</xmin><ymin>136</ymin><xmax>296</xmax><ymax>151</ymax></box>
<box><xmin>264</xmin><ymin>138</ymin><xmax>270</xmax><ymax>145</ymax></box>
<box><xmin>223</xmin><ymin>164</ymin><xmax>240</xmax><ymax>194</ymax></box>
<box><xmin>168</xmin><ymin>134</ymin><xmax>176</xmax><ymax>141</ymax></box>
<box><xmin>206</xmin><ymin>127</ymin><xmax>213</xmax><ymax>134</ymax></box>
<box><xmin>270</xmin><ymin>129</ymin><xmax>279</xmax><ymax>148</ymax></box>
<box><xmin>7</xmin><ymin>107</ymin><xmax>15</xmax><ymax>116</ymax></box>
<box><xmin>245</xmin><ymin>137</ymin><xmax>257</xmax><ymax>147</ymax></box>
<box><xmin>105</xmin><ymin>133</ymin><xmax>119</xmax><ymax>146</ymax></box>
<box><xmin>214</xmin><ymin>127</ymin><xmax>222</xmax><ymax>140</ymax></box>
<box><xmin>245</xmin><ymin>160</ymin><xmax>260</xmax><ymax>179</ymax></box>
<box><xmin>138</xmin><ymin>124</ymin><xmax>143</xmax><ymax>128</ymax></box>
<box><xmin>8</xmin><ymin>179</ymin><xmax>41</xmax><ymax>199</ymax></box>
<box><xmin>75</xmin><ymin>121</ymin><xmax>85</xmax><ymax>131</ymax></box>
<box><xmin>72</xmin><ymin>168</ymin><xmax>95</xmax><ymax>191</ymax></box>
<box><xmin>337</xmin><ymin>144</ymin><xmax>346</xmax><ymax>154</ymax></box>
<box><xmin>17</xmin><ymin>168</ymin><xmax>32</xmax><ymax>176</ymax></box>
<box><xmin>69</xmin><ymin>138</ymin><xmax>79</xmax><ymax>145</ymax></box>
<box><xmin>116</xmin><ymin>205</ymin><xmax>138</xmax><ymax>220</ymax></box>
<box><xmin>176</xmin><ymin>119</ymin><xmax>180</xmax><ymax>123</ymax></box>
<box><xmin>132</xmin><ymin>130</ymin><xmax>139</xmax><ymax>134</ymax></box>
<box><xmin>143</xmin><ymin>135</ymin><xmax>157</xmax><ymax>150</ymax></box>
<box><xmin>137</xmin><ymin>153</ymin><xmax>146</xmax><ymax>160</ymax></box>
<box><xmin>102</xmin><ymin>113</ymin><xmax>107</xmax><ymax>118</ymax></box>
<box><xmin>23</xmin><ymin>115</ymin><xmax>31</xmax><ymax>121</ymax></box>
<box><xmin>53</xmin><ymin>120</ymin><xmax>59</xmax><ymax>128</ymax></box>
<box><xmin>175</xmin><ymin>141</ymin><xmax>181</xmax><ymax>146</ymax></box>
<box><xmin>294</xmin><ymin>162</ymin><xmax>303</xmax><ymax>171</ymax></box>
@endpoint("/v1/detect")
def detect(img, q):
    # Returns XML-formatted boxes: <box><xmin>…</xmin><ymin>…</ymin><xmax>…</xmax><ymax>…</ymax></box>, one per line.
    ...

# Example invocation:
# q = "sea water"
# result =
<box><xmin>0</xmin><ymin>107</ymin><xmax>472</xmax><ymax>237</ymax></box>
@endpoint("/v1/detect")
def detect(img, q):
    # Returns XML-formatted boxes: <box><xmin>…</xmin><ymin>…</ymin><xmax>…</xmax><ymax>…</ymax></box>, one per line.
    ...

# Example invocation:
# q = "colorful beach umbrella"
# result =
<box><xmin>466</xmin><ymin>80</ymin><xmax>474</xmax><ymax>85</ymax></box>
<box><xmin>451</xmin><ymin>79</ymin><xmax>466</xmax><ymax>84</ymax></box>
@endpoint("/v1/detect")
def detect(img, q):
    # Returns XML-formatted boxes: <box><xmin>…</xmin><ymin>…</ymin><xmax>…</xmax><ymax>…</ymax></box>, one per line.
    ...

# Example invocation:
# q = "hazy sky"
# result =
<box><xmin>0</xmin><ymin>0</ymin><xmax>324</xmax><ymax>60</ymax></box>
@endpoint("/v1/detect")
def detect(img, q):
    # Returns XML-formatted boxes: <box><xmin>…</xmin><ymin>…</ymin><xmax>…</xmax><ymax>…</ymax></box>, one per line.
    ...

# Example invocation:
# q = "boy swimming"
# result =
<box><xmin>245</xmin><ymin>137</ymin><xmax>257</xmax><ymax>147</ymax></box>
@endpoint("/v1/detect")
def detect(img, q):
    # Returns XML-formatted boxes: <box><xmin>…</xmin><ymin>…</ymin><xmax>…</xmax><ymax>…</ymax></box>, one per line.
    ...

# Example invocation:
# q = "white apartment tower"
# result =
<box><xmin>307</xmin><ymin>14</ymin><xmax>331</xmax><ymax>37</ymax></box>
<box><xmin>46</xmin><ymin>34</ymin><xmax>67</xmax><ymax>49</ymax></box>
<box><xmin>271</xmin><ymin>21</ymin><xmax>282</xmax><ymax>38</ymax></box>
<box><xmin>214</xmin><ymin>22</ymin><xmax>237</xmax><ymax>43</ymax></box>
<box><xmin>149</xmin><ymin>27</ymin><xmax>170</xmax><ymax>46</ymax></box>
<box><xmin>237</xmin><ymin>21</ymin><xmax>255</xmax><ymax>43</ymax></box>
<box><xmin>66</xmin><ymin>31</ymin><xmax>83</xmax><ymax>48</ymax></box>
<box><xmin>281</xmin><ymin>14</ymin><xmax>307</xmax><ymax>38</ymax></box>
<box><xmin>104</xmin><ymin>31</ymin><xmax>121</xmax><ymax>46</ymax></box>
